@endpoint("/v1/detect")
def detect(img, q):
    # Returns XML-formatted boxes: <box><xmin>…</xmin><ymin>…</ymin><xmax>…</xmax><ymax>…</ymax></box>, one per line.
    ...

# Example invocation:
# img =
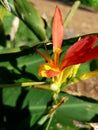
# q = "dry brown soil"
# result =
<box><xmin>31</xmin><ymin>0</ymin><xmax>98</xmax><ymax>38</ymax></box>
<box><xmin>31</xmin><ymin>0</ymin><xmax>98</xmax><ymax>100</ymax></box>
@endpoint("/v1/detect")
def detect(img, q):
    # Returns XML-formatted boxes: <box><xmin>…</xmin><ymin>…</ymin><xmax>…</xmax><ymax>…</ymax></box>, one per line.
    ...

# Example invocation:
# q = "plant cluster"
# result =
<box><xmin>0</xmin><ymin>0</ymin><xmax>98</xmax><ymax>130</ymax></box>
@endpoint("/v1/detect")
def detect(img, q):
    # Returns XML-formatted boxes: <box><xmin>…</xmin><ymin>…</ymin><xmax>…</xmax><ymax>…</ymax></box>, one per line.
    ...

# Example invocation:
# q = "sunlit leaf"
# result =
<box><xmin>14</xmin><ymin>0</ymin><xmax>46</xmax><ymax>41</ymax></box>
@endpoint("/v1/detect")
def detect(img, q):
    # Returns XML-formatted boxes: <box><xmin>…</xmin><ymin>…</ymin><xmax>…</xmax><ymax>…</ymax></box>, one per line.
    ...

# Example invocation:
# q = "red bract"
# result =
<box><xmin>60</xmin><ymin>36</ymin><xmax>98</xmax><ymax>70</ymax></box>
<box><xmin>38</xmin><ymin>6</ymin><xmax>98</xmax><ymax>78</ymax></box>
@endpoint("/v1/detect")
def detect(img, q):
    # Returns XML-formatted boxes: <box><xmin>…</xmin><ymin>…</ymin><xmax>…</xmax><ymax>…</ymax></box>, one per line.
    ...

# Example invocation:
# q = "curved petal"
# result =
<box><xmin>52</xmin><ymin>5</ymin><xmax>64</xmax><ymax>51</ymax></box>
<box><xmin>60</xmin><ymin>36</ymin><xmax>98</xmax><ymax>70</ymax></box>
<box><xmin>65</xmin><ymin>36</ymin><xmax>98</xmax><ymax>55</ymax></box>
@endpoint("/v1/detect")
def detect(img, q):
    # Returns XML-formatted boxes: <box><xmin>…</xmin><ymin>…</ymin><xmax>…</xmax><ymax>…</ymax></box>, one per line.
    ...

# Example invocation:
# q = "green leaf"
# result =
<box><xmin>14</xmin><ymin>0</ymin><xmax>46</xmax><ymax>41</ymax></box>
<box><xmin>1</xmin><ymin>87</ymin><xmax>52</xmax><ymax>130</ymax></box>
<box><xmin>0</xmin><ymin>48</ymin><xmax>45</xmax><ymax>83</ymax></box>
<box><xmin>1</xmin><ymin>88</ymin><xmax>98</xmax><ymax>130</ymax></box>
<box><xmin>16</xmin><ymin>20</ymin><xmax>40</xmax><ymax>44</ymax></box>
<box><xmin>49</xmin><ymin>93</ymin><xmax>98</xmax><ymax>130</ymax></box>
<box><xmin>2</xmin><ymin>12</ymin><xmax>40</xmax><ymax>47</ymax></box>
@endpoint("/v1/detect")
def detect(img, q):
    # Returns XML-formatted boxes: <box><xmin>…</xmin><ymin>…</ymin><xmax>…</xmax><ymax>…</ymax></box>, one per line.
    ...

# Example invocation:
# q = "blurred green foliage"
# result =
<box><xmin>80</xmin><ymin>0</ymin><xmax>98</xmax><ymax>8</ymax></box>
<box><xmin>69</xmin><ymin>0</ymin><xmax>98</xmax><ymax>9</ymax></box>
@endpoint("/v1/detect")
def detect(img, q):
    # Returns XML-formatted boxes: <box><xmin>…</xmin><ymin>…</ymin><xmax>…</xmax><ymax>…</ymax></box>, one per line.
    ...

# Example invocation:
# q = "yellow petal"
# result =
<box><xmin>79</xmin><ymin>70</ymin><xmax>98</xmax><ymax>80</ymax></box>
<box><xmin>61</xmin><ymin>64</ymin><xmax>80</xmax><ymax>83</ymax></box>
<box><xmin>54</xmin><ymin>65</ymin><xmax>74</xmax><ymax>86</ymax></box>
<box><xmin>71</xmin><ymin>64</ymin><xmax>80</xmax><ymax>77</ymax></box>
<box><xmin>51</xmin><ymin>64</ymin><xmax>80</xmax><ymax>88</ymax></box>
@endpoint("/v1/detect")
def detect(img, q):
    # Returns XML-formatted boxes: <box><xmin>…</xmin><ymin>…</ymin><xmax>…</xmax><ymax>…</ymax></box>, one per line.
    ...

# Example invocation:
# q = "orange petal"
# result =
<box><xmin>38</xmin><ymin>63</ymin><xmax>60</xmax><ymax>78</ymax></box>
<box><xmin>36</xmin><ymin>49</ymin><xmax>52</xmax><ymax>63</ymax></box>
<box><xmin>52</xmin><ymin>5</ymin><xmax>64</xmax><ymax>51</ymax></box>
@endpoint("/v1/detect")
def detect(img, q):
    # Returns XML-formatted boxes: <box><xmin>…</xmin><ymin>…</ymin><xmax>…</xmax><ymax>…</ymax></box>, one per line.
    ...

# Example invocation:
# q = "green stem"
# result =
<box><xmin>45</xmin><ymin>115</ymin><xmax>53</xmax><ymax>130</ymax></box>
<box><xmin>53</xmin><ymin>91</ymin><xmax>59</xmax><ymax>104</ymax></box>
<box><xmin>0</xmin><ymin>81</ymin><xmax>46</xmax><ymax>88</ymax></box>
<box><xmin>64</xmin><ymin>0</ymin><xmax>80</xmax><ymax>28</ymax></box>
<box><xmin>38</xmin><ymin>96</ymin><xmax>67</xmax><ymax>128</ymax></box>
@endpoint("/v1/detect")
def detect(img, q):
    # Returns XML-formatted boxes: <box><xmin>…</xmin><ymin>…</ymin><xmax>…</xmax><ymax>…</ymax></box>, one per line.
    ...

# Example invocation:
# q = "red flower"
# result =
<box><xmin>38</xmin><ymin>6</ymin><xmax>98</xmax><ymax>78</ymax></box>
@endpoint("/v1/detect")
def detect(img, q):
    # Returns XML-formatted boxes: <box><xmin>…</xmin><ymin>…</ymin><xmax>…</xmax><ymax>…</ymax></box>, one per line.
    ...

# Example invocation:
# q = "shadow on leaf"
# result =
<box><xmin>0</xmin><ymin>88</ymin><xmax>31</xmax><ymax>130</ymax></box>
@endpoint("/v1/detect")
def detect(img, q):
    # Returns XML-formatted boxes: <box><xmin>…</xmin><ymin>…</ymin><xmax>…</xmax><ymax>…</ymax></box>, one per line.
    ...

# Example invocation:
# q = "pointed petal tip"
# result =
<box><xmin>52</xmin><ymin>5</ymin><xmax>64</xmax><ymax>51</ymax></box>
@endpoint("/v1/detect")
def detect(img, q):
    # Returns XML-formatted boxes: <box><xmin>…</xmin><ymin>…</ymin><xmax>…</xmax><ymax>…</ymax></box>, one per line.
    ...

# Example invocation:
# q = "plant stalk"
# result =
<box><xmin>64</xmin><ymin>0</ymin><xmax>80</xmax><ymax>28</ymax></box>
<box><xmin>0</xmin><ymin>82</ymin><xmax>46</xmax><ymax>88</ymax></box>
<box><xmin>45</xmin><ymin>115</ymin><xmax>53</xmax><ymax>130</ymax></box>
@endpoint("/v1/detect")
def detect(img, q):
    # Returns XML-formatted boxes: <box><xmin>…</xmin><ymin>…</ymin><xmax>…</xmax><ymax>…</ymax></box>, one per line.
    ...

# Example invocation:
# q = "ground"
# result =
<box><xmin>31</xmin><ymin>0</ymin><xmax>98</xmax><ymax>38</ymax></box>
<box><xmin>31</xmin><ymin>0</ymin><xmax>98</xmax><ymax>100</ymax></box>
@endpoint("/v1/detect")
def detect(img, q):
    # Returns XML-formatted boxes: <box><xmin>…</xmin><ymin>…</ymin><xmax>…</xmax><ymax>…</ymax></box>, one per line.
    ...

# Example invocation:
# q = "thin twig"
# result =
<box><xmin>48</xmin><ymin>97</ymin><xmax>68</xmax><ymax>118</ymax></box>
